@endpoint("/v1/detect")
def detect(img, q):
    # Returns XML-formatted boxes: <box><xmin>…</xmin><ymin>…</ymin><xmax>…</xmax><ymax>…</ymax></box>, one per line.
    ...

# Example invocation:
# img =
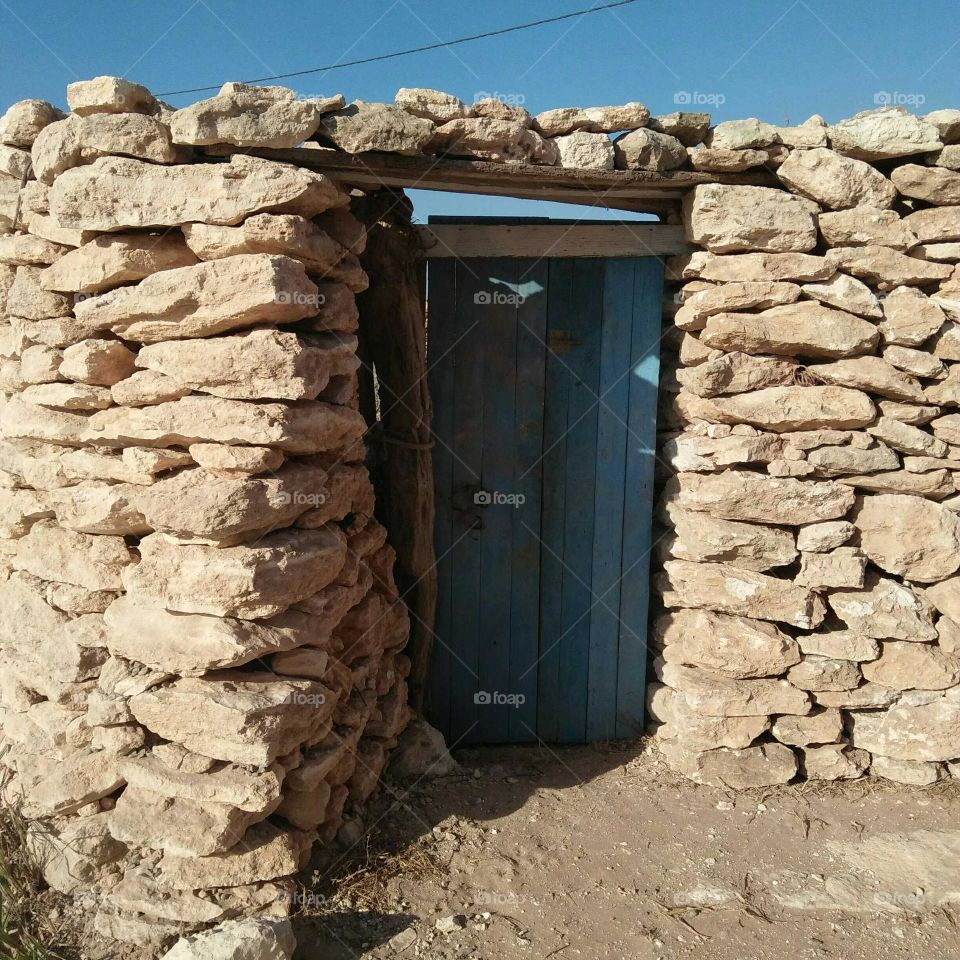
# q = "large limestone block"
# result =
<box><xmin>700</xmin><ymin>252</ymin><xmax>833</xmax><ymax>283</ymax></box>
<box><xmin>884</xmin><ymin>344</ymin><xmax>947</xmax><ymax>379</ymax></box>
<box><xmin>129</xmin><ymin>672</ymin><xmax>335</xmax><ymax>765</ymax></box>
<box><xmin>648</xmin><ymin>684</ymin><xmax>769</xmax><ymax>751</ymax></box>
<box><xmin>862</xmin><ymin>641</ymin><xmax>960</xmax><ymax>690</ymax></box>
<box><xmin>797</xmin><ymin>630</ymin><xmax>879</xmax><ymax>661</ymax></box>
<box><xmin>892</xmin><ymin>164</ymin><xmax>960</xmax><ymax>204</ymax></box>
<box><xmin>0</xmin><ymin>99</ymin><xmax>64</xmax><ymax>147</ymax></box>
<box><xmin>879</xmin><ymin>287</ymin><xmax>947</xmax><ymax>346</ymax></box>
<box><xmin>21</xmin><ymin>381</ymin><xmax>113</xmax><ymax>410</ymax></box>
<box><xmin>826</xmin><ymin>245</ymin><xmax>951</xmax><ymax>289</ymax></box>
<box><xmin>828</xmin><ymin>108</ymin><xmax>941</xmax><ymax>161</ymax></box>
<box><xmin>60</xmin><ymin>339</ymin><xmax>137</xmax><ymax>385</ymax></box>
<box><xmin>656</xmin><ymin>608</ymin><xmax>800</xmax><ymax>678</ymax></box>
<box><xmin>123</xmin><ymin>527</ymin><xmax>347</xmax><ymax>619</ymax></box>
<box><xmin>612</xmin><ymin>128</ymin><xmax>686</xmax><ymax>171</ymax></box>
<box><xmin>31</xmin><ymin>113</ymin><xmax>176</xmax><ymax>184</ymax></box>
<box><xmin>787</xmin><ymin>656</ymin><xmax>862</xmax><ymax>691</ymax></box>
<box><xmin>189</xmin><ymin>443</ymin><xmax>283</xmax><ymax>478</ymax></box>
<box><xmin>687</xmin><ymin>146</ymin><xmax>768</xmax><ymax>172</ymax></box>
<box><xmin>855</xmin><ymin>493</ymin><xmax>960</xmax><ymax>582</ymax></box>
<box><xmin>796</xmin><ymin>520</ymin><xmax>855</xmax><ymax>553</ymax></box>
<box><xmin>0</xmin><ymin>396</ymin><xmax>89</xmax><ymax>446</ymax></box>
<box><xmin>683</xmin><ymin>184</ymin><xmax>818</xmax><ymax>254</ymax></box>
<box><xmin>182</xmin><ymin>213</ymin><xmax>345</xmax><ymax>276</ymax></box>
<box><xmin>21</xmin><ymin>750</ymin><xmax>124</xmax><ymax>817</ymax></box>
<box><xmin>83</xmin><ymin>395</ymin><xmax>365</xmax><ymax>454</ymax></box>
<box><xmin>67</xmin><ymin>76</ymin><xmax>158</xmax><ymax>117</ymax></box>
<box><xmin>170</xmin><ymin>82</ymin><xmax>324</xmax><ymax>148</ymax></box>
<box><xmin>648</xmin><ymin>111</ymin><xmax>711</xmax><ymax>146</ymax></box>
<box><xmin>104</xmin><ymin>597</ymin><xmax>319</xmax><ymax>675</ymax></box>
<box><xmin>48</xmin><ymin>155</ymin><xmax>347</xmax><ymax>231</ymax></box>
<box><xmin>158</xmin><ymin>822</ymin><xmax>313</xmax><ymax>890</ymax></box>
<box><xmin>7</xmin><ymin>265</ymin><xmax>72</xmax><ymax>319</ymax></box>
<box><xmin>660</xmin><ymin>741</ymin><xmax>797</xmax><ymax>788</ymax></box>
<box><xmin>663</xmin><ymin>470</ymin><xmax>855</xmax><ymax>524</ymax></box>
<box><xmin>829</xmin><ymin>574</ymin><xmax>938</xmax><ymax>640</ymax></box>
<box><xmin>661</xmin><ymin>503</ymin><xmax>797</xmax><ymax>571</ymax></box>
<box><xmin>838</xmin><ymin>468</ymin><xmax>955</xmax><ymax>499</ymax></box>
<box><xmin>110</xmin><ymin>369</ymin><xmax>191</xmax><ymax>407</ymax></box>
<box><xmin>657</xmin><ymin>559</ymin><xmax>826</xmax><ymax>628</ymax></box>
<box><xmin>802</xmin><ymin>743</ymin><xmax>870</xmax><ymax>780</ymax></box>
<box><xmin>801</xmin><ymin>273</ymin><xmax>882</xmax><ymax>319</ymax></box>
<box><xmin>160</xmin><ymin>918</ymin><xmax>296</xmax><ymax>960</ymax></box>
<box><xmin>110</xmin><ymin>785</ymin><xmax>274</xmax><ymax>857</ymax></box>
<box><xmin>40</xmin><ymin>232</ymin><xmax>198</xmax><ymax>293</ymax></box>
<box><xmin>534</xmin><ymin>103</ymin><xmax>650</xmax><ymax>136</ymax></box>
<box><xmin>869</xmin><ymin>416</ymin><xmax>948</xmax><ymax>457</ymax></box>
<box><xmin>805</xmin><ymin>357</ymin><xmax>924</xmax><ymax>402</ymax></box>
<box><xmin>119</xmin><ymin>751</ymin><xmax>283</xmax><ymax>811</ymax></box>
<box><xmin>0</xmin><ymin>234</ymin><xmax>68</xmax><ymax>266</ymax></box>
<box><xmin>772</xmin><ymin>709</ymin><xmax>843</xmax><ymax>746</ymax></box>
<box><xmin>904</xmin><ymin>206</ymin><xmax>960</xmax><ymax>243</ymax></box>
<box><xmin>319</xmin><ymin>101</ymin><xmax>434</xmax><ymax>155</ymax></box>
<box><xmin>658</xmin><ymin>661</ymin><xmax>811</xmax><ymax>716</ymax></box>
<box><xmin>704</xmin><ymin>118</ymin><xmax>779</xmax><ymax>150</ymax></box>
<box><xmin>680</xmin><ymin>282</ymin><xmax>801</xmax><ymax>328</ymax></box>
<box><xmin>818</xmin><ymin>206</ymin><xmax>919</xmax><ymax>250</ymax></box>
<box><xmin>675</xmin><ymin>351</ymin><xmax>798</xmax><ymax>398</ymax></box>
<box><xmin>777</xmin><ymin>147</ymin><xmax>897</xmax><ymax>209</ymax></box>
<box><xmin>700</xmin><ymin>301</ymin><xmax>880</xmax><ymax>359</ymax></box>
<box><xmin>661</xmin><ymin>432</ymin><xmax>787</xmax><ymax>472</ymax></box>
<box><xmin>395</xmin><ymin>87</ymin><xmax>471</xmax><ymax>124</ymax></box>
<box><xmin>14</xmin><ymin>521</ymin><xmax>132</xmax><ymax>590</ymax></box>
<box><xmin>795</xmin><ymin>547</ymin><xmax>867</xmax><ymax>590</ymax></box>
<box><xmin>136</xmin><ymin>328</ymin><xmax>355</xmax><ymax>400</ymax></box>
<box><xmin>805</xmin><ymin>443</ymin><xmax>899</xmax><ymax>477</ymax></box>
<box><xmin>73</xmin><ymin>254</ymin><xmax>318</xmax><ymax>343</ymax></box>
<box><xmin>849</xmin><ymin>688</ymin><xmax>960</xmax><ymax>761</ymax></box>
<box><xmin>707</xmin><ymin>386</ymin><xmax>876</xmax><ymax>432</ymax></box>
<box><xmin>871</xmin><ymin>755</ymin><xmax>942</xmax><ymax>785</ymax></box>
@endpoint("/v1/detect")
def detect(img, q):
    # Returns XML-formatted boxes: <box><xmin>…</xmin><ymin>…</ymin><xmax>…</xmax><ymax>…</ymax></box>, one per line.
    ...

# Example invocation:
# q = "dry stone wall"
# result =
<box><xmin>0</xmin><ymin>78</ymin><xmax>411</xmax><ymax>952</ymax></box>
<box><xmin>654</xmin><ymin>107</ymin><xmax>960</xmax><ymax>790</ymax></box>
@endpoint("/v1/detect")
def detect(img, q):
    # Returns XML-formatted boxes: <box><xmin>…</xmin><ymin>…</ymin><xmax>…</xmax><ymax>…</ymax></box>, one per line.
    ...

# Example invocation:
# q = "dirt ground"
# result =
<box><xmin>294</xmin><ymin>739</ymin><xmax>960</xmax><ymax>960</ymax></box>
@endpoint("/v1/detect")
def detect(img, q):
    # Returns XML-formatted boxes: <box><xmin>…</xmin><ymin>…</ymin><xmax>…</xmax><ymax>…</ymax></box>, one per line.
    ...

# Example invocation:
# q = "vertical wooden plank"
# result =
<box><xmin>446</xmin><ymin>259</ymin><xmax>487</xmax><ymax>745</ymax></box>
<box><xmin>475</xmin><ymin>259</ymin><xmax>520</xmax><ymax>742</ymax></box>
<box><xmin>537</xmin><ymin>260</ymin><xmax>573</xmax><ymax>743</ymax></box>
<box><xmin>556</xmin><ymin>258</ymin><xmax>604</xmax><ymax>743</ymax></box>
<box><xmin>508</xmin><ymin>260</ymin><xmax>548</xmax><ymax>741</ymax></box>
<box><xmin>585</xmin><ymin>260</ymin><xmax>634</xmax><ymax>742</ymax></box>
<box><xmin>616</xmin><ymin>258</ymin><xmax>664</xmax><ymax>739</ymax></box>
<box><xmin>425</xmin><ymin>259</ymin><xmax>457</xmax><ymax>736</ymax></box>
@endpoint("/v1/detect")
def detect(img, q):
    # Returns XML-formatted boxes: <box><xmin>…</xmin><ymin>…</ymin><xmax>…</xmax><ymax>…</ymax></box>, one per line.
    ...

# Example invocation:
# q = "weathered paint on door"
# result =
<box><xmin>427</xmin><ymin>246</ymin><xmax>663</xmax><ymax>745</ymax></box>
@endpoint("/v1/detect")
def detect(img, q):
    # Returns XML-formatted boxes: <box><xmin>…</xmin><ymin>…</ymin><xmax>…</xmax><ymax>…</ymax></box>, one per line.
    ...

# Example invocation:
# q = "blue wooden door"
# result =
<box><xmin>427</xmin><ymin>241</ymin><xmax>663</xmax><ymax>745</ymax></box>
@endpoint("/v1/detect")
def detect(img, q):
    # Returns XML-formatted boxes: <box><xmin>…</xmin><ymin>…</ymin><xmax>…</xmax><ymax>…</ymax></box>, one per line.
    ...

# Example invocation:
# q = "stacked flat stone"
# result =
<box><xmin>653</xmin><ymin>105</ymin><xmax>960</xmax><ymax>789</ymax></box>
<box><xmin>0</xmin><ymin>77</ymin><xmax>410</xmax><ymax>952</ymax></box>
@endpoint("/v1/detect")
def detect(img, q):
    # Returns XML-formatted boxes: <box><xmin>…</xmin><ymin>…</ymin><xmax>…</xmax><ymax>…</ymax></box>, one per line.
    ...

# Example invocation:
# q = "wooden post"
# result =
<box><xmin>354</xmin><ymin>189</ymin><xmax>437</xmax><ymax>711</ymax></box>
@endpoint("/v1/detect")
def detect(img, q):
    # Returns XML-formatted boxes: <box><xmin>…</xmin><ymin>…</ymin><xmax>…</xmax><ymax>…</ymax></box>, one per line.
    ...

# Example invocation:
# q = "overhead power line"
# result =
<box><xmin>157</xmin><ymin>0</ymin><xmax>643</xmax><ymax>97</ymax></box>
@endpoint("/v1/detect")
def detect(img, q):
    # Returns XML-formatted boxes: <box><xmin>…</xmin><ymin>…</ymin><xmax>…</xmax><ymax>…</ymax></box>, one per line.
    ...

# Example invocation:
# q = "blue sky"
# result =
<box><xmin>2</xmin><ymin>0</ymin><xmax>958</xmax><ymax>220</ymax></box>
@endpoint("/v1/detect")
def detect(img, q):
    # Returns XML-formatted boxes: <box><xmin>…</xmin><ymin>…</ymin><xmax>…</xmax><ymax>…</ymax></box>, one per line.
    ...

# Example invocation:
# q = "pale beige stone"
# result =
<box><xmin>802</xmin><ymin>743</ymin><xmax>870</xmax><ymax>780</ymax></box>
<box><xmin>14</xmin><ymin>521</ymin><xmax>131</xmax><ymax>590</ymax></box>
<box><xmin>686</xmin><ymin>147</ymin><xmax>768</xmax><ymax>172</ymax></box>
<box><xmin>683</xmin><ymin>184</ymin><xmax>818</xmax><ymax>254</ymax></box>
<box><xmin>815</xmin><ymin>684</ymin><xmax>899</xmax><ymax>709</ymax></box>
<box><xmin>7</xmin><ymin>266</ymin><xmax>72</xmax><ymax>319</ymax></box>
<box><xmin>877</xmin><ymin>401</ymin><xmax>941</xmax><ymax>425</ymax></box>
<box><xmin>926</xmin><ymin>109</ymin><xmax>960</xmax><ymax>143</ymax></box>
<box><xmin>924</xmin><ymin>577</ymin><xmax>960</xmax><ymax>623</ymax></box>
<box><xmin>788</xmin><ymin>656</ymin><xmax>862</xmax><ymax>691</ymax></box>
<box><xmin>871</xmin><ymin>755</ymin><xmax>942</xmax><ymax>785</ymax></box>
<box><xmin>661</xmin><ymin>504</ymin><xmax>796</xmax><ymax>571</ymax></box>
<box><xmin>0</xmin><ymin>99</ymin><xmax>63</xmax><ymax>147</ymax></box>
<box><xmin>534</xmin><ymin>103</ymin><xmax>649</xmax><ymax>136</ymax></box>
<box><xmin>170</xmin><ymin>82</ymin><xmax>323</xmax><ymax>148</ymax></box>
<box><xmin>73</xmin><ymin>253</ymin><xmax>319</xmax><ymax>343</ymax></box>
<box><xmin>773</xmin><ymin>709</ymin><xmax>843</xmax><ymax>746</ymax></box>
<box><xmin>661</xmin><ymin>741</ymin><xmax>797</xmax><ymax>788</ymax></box>
<box><xmin>916</xmin><ymin>241</ymin><xmax>960</xmax><ymax>261</ymax></box>
<box><xmin>124</xmin><ymin>527</ymin><xmax>347</xmax><ymax>619</ymax></box>
<box><xmin>31</xmin><ymin>113</ymin><xmax>176</xmax><ymax>184</ymax></box>
<box><xmin>83</xmin><ymin>395</ymin><xmax>364</xmax><ymax>454</ymax></box>
<box><xmin>862</xmin><ymin>641</ymin><xmax>960</xmax><ymax>690</ymax></box>
<box><xmin>700</xmin><ymin>252</ymin><xmax>833</xmax><ymax>283</ymax></box>
<box><xmin>796</xmin><ymin>520</ymin><xmax>854</xmax><ymax>552</ymax></box>
<box><xmin>795</xmin><ymin>548</ymin><xmax>867</xmax><ymax>590</ymax></box>
<box><xmin>903</xmin><ymin>206</ymin><xmax>960</xmax><ymax>243</ymax></box>
<box><xmin>0</xmin><ymin>396</ymin><xmax>89</xmax><ymax>446</ymax></box>
<box><xmin>110</xmin><ymin>370</ymin><xmax>191</xmax><ymax>407</ymax></box>
<box><xmin>892</xmin><ymin>163</ymin><xmax>960</xmax><ymax>204</ymax></box>
<box><xmin>826</xmin><ymin>245</ymin><xmax>951</xmax><ymax>290</ymax></box>
<box><xmin>818</xmin><ymin>206</ymin><xmax>919</xmax><ymax>250</ymax></box>
<box><xmin>648</xmin><ymin>111</ymin><xmax>710</xmax><ymax>146</ymax></box>
<box><xmin>48</xmin><ymin>154</ymin><xmax>347</xmax><ymax>231</ymax></box>
<box><xmin>40</xmin><ymin>232</ymin><xmax>198</xmax><ymax>293</ymax></box>
<box><xmin>471</xmin><ymin>98</ymin><xmax>532</xmax><ymax>125</ymax></box>
<box><xmin>67</xmin><ymin>76</ymin><xmax>157</xmax><ymax>116</ymax></box>
<box><xmin>707</xmin><ymin>386</ymin><xmax>876</xmax><ymax>432</ymax></box>
<box><xmin>658</xmin><ymin>661</ymin><xmax>810</xmax><ymax>716</ymax></box>
<box><xmin>675</xmin><ymin>352</ymin><xmax>798</xmax><ymax>397</ymax></box>
<box><xmin>884</xmin><ymin>345</ymin><xmax>946</xmax><ymax>379</ymax></box>
<box><xmin>904</xmin><ymin>454</ymin><xmax>960</xmax><ymax>472</ymax></box>
<box><xmin>0</xmin><ymin>488</ymin><xmax>53</xmax><ymax>537</ymax></box>
<box><xmin>319</xmin><ymin>101</ymin><xmax>434</xmax><ymax>155</ymax></box>
<box><xmin>829</xmin><ymin>108</ymin><xmax>941</xmax><ymax>161</ymax></box>
<box><xmin>829</xmin><ymin>574</ymin><xmax>938</xmax><ymax>640</ymax></box>
<box><xmin>59</xmin><ymin>339</ymin><xmax>137</xmax><ymax>385</ymax></box>
<box><xmin>778</xmin><ymin>147</ymin><xmax>897</xmax><ymax>209</ymax></box>
<box><xmin>160</xmin><ymin>918</ymin><xmax>296</xmax><ymax>959</ymax></box>
<box><xmin>680</xmin><ymin>282</ymin><xmax>801</xmax><ymax>328</ymax></box>
<box><xmin>868</xmin><ymin>416</ymin><xmax>948</xmax><ymax>457</ymax></box>
<box><xmin>663</xmin><ymin>470</ymin><xmax>854</xmax><ymax>524</ymax></box>
<box><xmin>797</xmin><ymin>630</ymin><xmax>879</xmax><ymax>661</ymax></box>
<box><xmin>805</xmin><ymin>356</ymin><xmax>924</xmax><ymax>402</ymax></box>
<box><xmin>850</xmin><ymin>688</ymin><xmax>960</xmax><ymax>761</ymax></box>
<box><xmin>21</xmin><ymin>750</ymin><xmax>124</xmax><ymax>817</ymax></box>
<box><xmin>613</xmin><ymin>128</ymin><xmax>686</xmax><ymax>171</ymax></box>
<box><xmin>700</xmin><ymin>301</ymin><xmax>879</xmax><ymax>358</ymax></box>
<box><xmin>933</xmin><ymin>413</ymin><xmax>960</xmax><ymax>445</ymax></box>
<box><xmin>705</xmin><ymin>118</ymin><xmax>779</xmax><ymax>150</ymax></box>
<box><xmin>657</xmin><ymin>559</ymin><xmax>826</xmax><ymax>628</ymax></box>
<box><xmin>656</xmin><ymin>609</ymin><xmax>800</xmax><ymax>678</ymax></box>
<box><xmin>661</xmin><ymin>432</ymin><xmax>787</xmax><ymax>472</ymax></box>
<box><xmin>21</xmin><ymin>381</ymin><xmax>112</xmax><ymax>410</ymax></box>
<box><xmin>838</xmin><ymin>468</ymin><xmax>955</xmax><ymax>498</ymax></box>
<box><xmin>801</xmin><ymin>273</ymin><xmax>882</xmax><ymax>318</ymax></box>
<box><xmin>0</xmin><ymin>234</ymin><xmax>68</xmax><ymax>267</ymax></box>
<box><xmin>135</xmin><ymin>328</ymin><xmax>355</xmax><ymax>400</ymax></box>
<box><xmin>878</xmin><ymin>287</ymin><xmax>948</xmax><ymax>347</ymax></box>
<box><xmin>395</xmin><ymin>87</ymin><xmax>470</xmax><ymax>124</ymax></box>
<box><xmin>188</xmin><ymin>443</ymin><xmax>283</xmax><ymax>477</ymax></box>
<box><xmin>805</xmin><ymin>443</ymin><xmax>899</xmax><ymax>476</ymax></box>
